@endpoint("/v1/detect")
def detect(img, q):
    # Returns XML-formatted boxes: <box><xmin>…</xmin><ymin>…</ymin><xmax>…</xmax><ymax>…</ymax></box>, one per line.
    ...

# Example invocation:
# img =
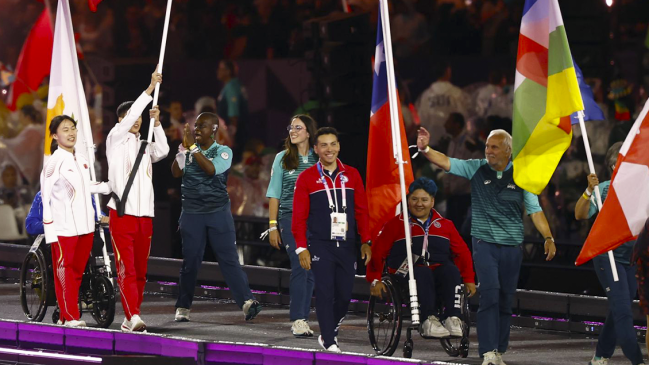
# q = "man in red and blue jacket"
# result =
<box><xmin>292</xmin><ymin>127</ymin><xmax>372</xmax><ymax>353</ymax></box>
<box><xmin>367</xmin><ymin>177</ymin><xmax>476</xmax><ymax>338</ymax></box>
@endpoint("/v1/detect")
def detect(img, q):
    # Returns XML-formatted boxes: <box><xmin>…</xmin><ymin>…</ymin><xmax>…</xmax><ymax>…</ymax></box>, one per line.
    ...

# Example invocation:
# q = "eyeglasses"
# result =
<box><xmin>287</xmin><ymin>125</ymin><xmax>305</xmax><ymax>132</ymax></box>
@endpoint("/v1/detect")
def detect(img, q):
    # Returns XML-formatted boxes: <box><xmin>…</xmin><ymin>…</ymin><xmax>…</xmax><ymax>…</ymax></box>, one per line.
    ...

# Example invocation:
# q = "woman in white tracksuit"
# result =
<box><xmin>41</xmin><ymin>115</ymin><xmax>110</xmax><ymax>327</ymax></box>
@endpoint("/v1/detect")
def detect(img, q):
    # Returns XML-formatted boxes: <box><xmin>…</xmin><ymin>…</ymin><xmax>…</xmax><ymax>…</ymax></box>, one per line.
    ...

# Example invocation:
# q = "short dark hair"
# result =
<box><xmin>221</xmin><ymin>59</ymin><xmax>237</xmax><ymax>77</ymax></box>
<box><xmin>315</xmin><ymin>127</ymin><xmax>339</xmax><ymax>143</ymax></box>
<box><xmin>408</xmin><ymin>177</ymin><xmax>438</xmax><ymax>197</ymax></box>
<box><xmin>116</xmin><ymin>101</ymin><xmax>134</xmax><ymax>119</ymax></box>
<box><xmin>49</xmin><ymin>115</ymin><xmax>76</xmax><ymax>137</ymax></box>
<box><xmin>196</xmin><ymin>112</ymin><xmax>219</xmax><ymax>132</ymax></box>
<box><xmin>448</xmin><ymin>112</ymin><xmax>465</xmax><ymax>128</ymax></box>
<box><xmin>21</xmin><ymin>105</ymin><xmax>42</xmax><ymax>124</ymax></box>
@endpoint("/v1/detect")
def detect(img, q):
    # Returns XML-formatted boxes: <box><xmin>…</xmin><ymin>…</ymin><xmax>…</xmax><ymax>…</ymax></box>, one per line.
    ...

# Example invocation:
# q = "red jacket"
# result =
<box><xmin>366</xmin><ymin>209</ymin><xmax>475</xmax><ymax>283</ymax></box>
<box><xmin>292</xmin><ymin>159</ymin><xmax>371</xmax><ymax>249</ymax></box>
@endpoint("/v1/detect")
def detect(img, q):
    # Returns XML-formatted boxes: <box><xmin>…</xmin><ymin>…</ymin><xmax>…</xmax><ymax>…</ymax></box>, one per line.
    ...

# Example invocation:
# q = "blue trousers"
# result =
<box><xmin>472</xmin><ymin>238</ymin><xmax>522</xmax><ymax>356</ymax></box>
<box><xmin>395</xmin><ymin>264</ymin><xmax>462</xmax><ymax>320</ymax></box>
<box><xmin>309</xmin><ymin>239</ymin><xmax>356</xmax><ymax>348</ymax></box>
<box><xmin>592</xmin><ymin>255</ymin><xmax>643</xmax><ymax>364</ymax></box>
<box><xmin>279</xmin><ymin>215</ymin><xmax>315</xmax><ymax>321</ymax></box>
<box><xmin>175</xmin><ymin>207</ymin><xmax>254</xmax><ymax>309</ymax></box>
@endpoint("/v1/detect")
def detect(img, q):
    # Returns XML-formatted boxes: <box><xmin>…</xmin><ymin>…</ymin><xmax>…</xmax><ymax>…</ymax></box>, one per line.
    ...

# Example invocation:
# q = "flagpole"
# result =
<box><xmin>379</xmin><ymin>0</ymin><xmax>420</xmax><ymax>325</ymax></box>
<box><xmin>577</xmin><ymin>111</ymin><xmax>619</xmax><ymax>281</ymax></box>
<box><xmin>146</xmin><ymin>0</ymin><xmax>173</xmax><ymax>143</ymax></box>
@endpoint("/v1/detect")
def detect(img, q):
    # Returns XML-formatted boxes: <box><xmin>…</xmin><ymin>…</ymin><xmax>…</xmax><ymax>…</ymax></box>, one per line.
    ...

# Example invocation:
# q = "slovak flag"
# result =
<box><xmin>576</xmin><ymin>97</ymin><xmax>649</xmax><ymax>265</ymax></box>
<box><xmin>365</xmin><ymin>8</ymin><xmax>414</xmax><ymax>240</ymax></box>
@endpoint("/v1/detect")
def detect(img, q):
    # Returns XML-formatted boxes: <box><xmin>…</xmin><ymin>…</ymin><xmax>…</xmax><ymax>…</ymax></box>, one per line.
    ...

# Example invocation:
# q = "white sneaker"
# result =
<box><xmin>421</xmin><ymin>315</ymin><xmax>450</xmax><ymax>338</ymax></box>
<box><xmin>444</xmin><ymin>316</ymin><xmax>463</xmax><ymax>337</ymax></box>
<box><xmin>129</xmin><ymin>314</ymin><xmax>147</xmax><ymax>332</ymax></box>
<box><xmin>64</xmin><ymin>319</ymin><xmax>86</xmax><ymax>327</ymax></box>
<box><xmin>482</xmin><ymin>350</ymin><xmax>499</xmax><ymax>365</ymax></box>
<box><xmin>175</xmin><ymin>308</ymin><xmax>190</xmax><ymax>322</ymax></box>
<box><xmin>121</xmin><ymin>317</ymin><xmax>131</xmax><ymax>331</ymax></box>
<box><xmin>291</xmin><ymin>319</ymin><xmax>314</xmax><ymax>337</ymax></box>
<box><xmin>242</xmin><ymin>299</ymin><xmax>262</xmax><ymax>321</ymax></box>
<box><xmin>497</xmin><ymin>352</ymin><xmax>507</xmax><ymax>365</ymax></box>
<box><xmin>318</xmin><ymin>335</ymin><xmax>341</xmax><ymax>352</ymax></box>
<box><xmin>589</xmin><ymin>356</ymin><xmax>609</xmax><ymax>365</ymax></box>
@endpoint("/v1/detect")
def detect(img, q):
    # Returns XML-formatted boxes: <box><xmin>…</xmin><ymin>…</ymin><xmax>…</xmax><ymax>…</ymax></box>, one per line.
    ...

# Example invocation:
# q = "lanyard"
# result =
<box><xmin>410</xmin><ymin>212</ymin><xmax>433</xmax><ymax>257</ymax></box>
<box><xmin>317</xmin><ymin>162</ymin><xmax>346</xmax><ymax>212</ymax></box>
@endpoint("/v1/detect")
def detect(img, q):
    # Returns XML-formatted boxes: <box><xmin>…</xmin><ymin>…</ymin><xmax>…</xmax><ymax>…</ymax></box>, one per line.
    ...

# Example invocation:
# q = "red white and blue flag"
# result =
<box><xmin>366</xmin><ymin>9</ymin><xmax>414</xmax><ymax>240</ymax></box>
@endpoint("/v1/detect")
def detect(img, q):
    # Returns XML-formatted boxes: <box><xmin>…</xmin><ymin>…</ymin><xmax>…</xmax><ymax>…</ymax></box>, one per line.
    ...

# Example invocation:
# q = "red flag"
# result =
<box><xmin>576</xmin><ymin>98</ymin><xmax>649</xmax><ymax>265</ymax></box>
<box><xmin>7</xmin><ymin>8</ymin><xmax>53</xmax><ymax>111</ymax></box>
<box><xmin>88</xmin><ymin>0</ymin><xmax>103</xmax><ymax>12</ymax></box>
<box><xmin>366</xmin><ymin>9</ymin><xmax>414</xmax><ymax>240</ymax></box>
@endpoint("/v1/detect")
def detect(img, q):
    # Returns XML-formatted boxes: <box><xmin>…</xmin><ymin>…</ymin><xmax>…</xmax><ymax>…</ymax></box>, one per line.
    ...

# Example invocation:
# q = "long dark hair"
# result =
<box><xmin>282</xmin><ymin>114</ymin><xmax>318</xmax><ymax>171</ymax></box>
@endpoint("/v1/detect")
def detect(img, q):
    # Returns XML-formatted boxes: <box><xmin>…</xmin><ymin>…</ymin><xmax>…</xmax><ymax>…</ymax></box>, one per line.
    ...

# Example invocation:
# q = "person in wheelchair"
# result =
<box><xmin>367</xmin><ymin>177</ymin><xmax>476</xmax><ymax>338</ymax></box>
<box><xmin>40</xmin><ymin>115</ymin><xmax>111</xmax><ymax>327</ymax></box>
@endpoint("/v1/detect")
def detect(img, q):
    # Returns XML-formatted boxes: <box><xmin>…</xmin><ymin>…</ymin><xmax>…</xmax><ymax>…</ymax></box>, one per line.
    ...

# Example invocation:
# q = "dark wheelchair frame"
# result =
<box><xmin>366</xmin><ymin>271</ymin><xmax>471</xmax><ymax>359</ymax></box>
<box><xmin>18</xmin><ymin>226</ymin><xmax>116</xmax><ymax>328</ymax></box>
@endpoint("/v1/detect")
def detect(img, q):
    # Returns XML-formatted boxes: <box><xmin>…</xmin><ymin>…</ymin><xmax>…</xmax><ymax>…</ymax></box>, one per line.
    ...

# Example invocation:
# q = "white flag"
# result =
<box><xmin>45</xmin><ymin>0</ymin><xmax>93</xmax><ymax>168</ymax></box>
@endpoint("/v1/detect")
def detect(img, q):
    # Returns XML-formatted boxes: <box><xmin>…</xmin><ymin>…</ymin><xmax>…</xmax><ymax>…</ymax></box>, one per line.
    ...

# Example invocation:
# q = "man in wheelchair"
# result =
<box><xmin>367</xmin><ymin>177</ymin><xmax>476</xmax><ymax>338</ymax></box>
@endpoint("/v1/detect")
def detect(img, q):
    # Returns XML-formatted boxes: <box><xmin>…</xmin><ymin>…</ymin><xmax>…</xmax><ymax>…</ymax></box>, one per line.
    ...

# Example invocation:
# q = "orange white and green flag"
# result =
<box><xmin>45</xmin><ymin>0</ymin><xmax>93</xmax><ymax>165</ymax></box>
<box><xmin>512</xmin><ymin>0</ymin><xmax>584</xmax><ymax>194</ymax></box>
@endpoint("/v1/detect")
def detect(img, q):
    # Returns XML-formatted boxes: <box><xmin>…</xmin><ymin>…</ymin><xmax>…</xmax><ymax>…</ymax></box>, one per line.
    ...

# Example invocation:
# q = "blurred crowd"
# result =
<box><xmin>1</xmin><ymin>0</ymin><xmax>646</xmax><ymax>63</ymax></box>
<box><xmin>0</xmin><ymin>0</ymin><xmax>648</xmax><ymax>248</ymax></box>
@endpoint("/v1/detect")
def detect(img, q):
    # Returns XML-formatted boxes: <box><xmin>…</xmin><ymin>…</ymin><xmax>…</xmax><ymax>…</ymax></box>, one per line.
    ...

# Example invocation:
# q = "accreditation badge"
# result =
<box><xmin>330</xmin><ymin>212</ymin><xmax>347</xmax><ymax>241</ymax></box>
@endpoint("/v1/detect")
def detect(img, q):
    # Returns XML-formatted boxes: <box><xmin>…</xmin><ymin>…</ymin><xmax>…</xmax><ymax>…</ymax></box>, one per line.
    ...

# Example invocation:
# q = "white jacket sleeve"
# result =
<box><xmin>41</xmin><ymin>156</ymin><xmax>62</xmax><ymax>243</ymax></box>
<box><xmin>89</xmin><ymin>181</ymin><xmax>112</xmax><ymax>195</ymax></box>
<box><xmin>150</xmin><ymin>125</ymin><xmax>170</xmax><ymax>163</ymax></box>
<box><xmin>106</xmin><ymin>92</ymin><xmax>153</xmax><ymax>154</ymax></box>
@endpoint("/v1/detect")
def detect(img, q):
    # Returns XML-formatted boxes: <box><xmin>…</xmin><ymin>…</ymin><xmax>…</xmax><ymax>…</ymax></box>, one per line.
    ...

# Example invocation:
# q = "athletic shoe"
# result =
<box><xmin>243</xmin><ymin>299</ymin><xmax>262</xmax><ymax>321</ymax></box>
<box><xmin>291</xmin><ymin>319</ymin><xmax>313</xmax><ymax>337</ymax></box>
<box><xmin>129</xmin><ymin>315</ymin><xmax>147</xmax><ymax>332</ymax></box>
<box><xmin>121</xmin><ymin>317</ymin><xmax>131</xmax><ymax>332</ymax></box>
<box><xmin>444</xmin><ymin>316</ymin><xmax>463</xmax><ymax>337</ymax></box>
<box><xmin>497</xmin><ymin>352</ymin><xmax>508</xmax><ymax>365</ymax></box>
<box><xmin>64</xmin><ymin>319</ymin><xmax>86</xmax><ymax>327</ymax></box>
<box><xmin>421</xmin><ymin>315</ymin><xmax>450</xmax><ymax>338</ymax></box>
<box><xmin>318</xmin><ymin>335</ymin><xmax>342</xmax><ymax>353</ymax></box>
<box><xmin>175</xmin><ymin>308</ymin><xmax>190</xmax><ymax>322</ymax></box>
<box><xmin>589</xmin><ymin>356</ymin><xmax>609</xmax><ymax>365</ymax></box>
<box><xmin>482</xmin><ymin>350</ymin><xmax>499</xmax><ymax>365</ymax></box>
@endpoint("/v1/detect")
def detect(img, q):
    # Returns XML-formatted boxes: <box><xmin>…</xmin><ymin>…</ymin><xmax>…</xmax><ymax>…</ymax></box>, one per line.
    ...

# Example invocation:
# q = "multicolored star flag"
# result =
<box><xmin>512</xmin><ymin>0</ymin><xmax>584</xmax><ymax>194</ymax></box>
<box><xmin>45</xmin><ymin>0</ymin><xmax>93</xmax><ymax>166</ymax></box>
<box><xmin>366</xmin><ymin>8</ymin><xmax>414</xmax><ymax>240</ymax></box>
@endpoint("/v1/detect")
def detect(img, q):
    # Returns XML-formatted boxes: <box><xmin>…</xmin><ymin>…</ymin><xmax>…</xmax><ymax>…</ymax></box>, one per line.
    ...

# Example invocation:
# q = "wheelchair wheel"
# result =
<box><xmin>19</xmin><ymin>250</ymin><xmax>49</xmax><ymax>322</ymax></box>
<box><xmin>367</xmin><ymin>278</ymin><xmax>402</xmax><ymax>356</ymax></box>
<box><xmin>90</xmin><ymin>275</ymin><xmax>115</xmax><ymax>328</ymax></box>
<box><xmin>441</xmin><ymin>285</ymin><xmax>471</xmax><ymax>357</ymax></box>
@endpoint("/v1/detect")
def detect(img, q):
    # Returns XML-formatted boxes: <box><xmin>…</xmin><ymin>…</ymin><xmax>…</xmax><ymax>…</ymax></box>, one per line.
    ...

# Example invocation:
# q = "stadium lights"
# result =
<box><xmin>606</xmin><ymin>0</ymin><xmax>613</xmax><ymax>7</ymax></box>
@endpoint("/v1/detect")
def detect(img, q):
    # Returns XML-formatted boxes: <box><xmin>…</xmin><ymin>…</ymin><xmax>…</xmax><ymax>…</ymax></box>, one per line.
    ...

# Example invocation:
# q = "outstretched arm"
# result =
<box><xmin>416</xmin><ymin>127</ymin><xmax>451</xmax><ymax>171</ymax></box>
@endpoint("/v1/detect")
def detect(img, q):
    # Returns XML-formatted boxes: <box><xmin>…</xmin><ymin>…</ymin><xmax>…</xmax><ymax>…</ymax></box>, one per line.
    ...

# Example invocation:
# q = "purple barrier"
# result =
<box><xmin>18</xmin><ymin>322</ymin><xmax>65</xmax><ymax>351</ymax></box>
<box><xmin>2</xmin><ymin>319</ymin><xmax>465</xmax><ymax>365</ymax></box>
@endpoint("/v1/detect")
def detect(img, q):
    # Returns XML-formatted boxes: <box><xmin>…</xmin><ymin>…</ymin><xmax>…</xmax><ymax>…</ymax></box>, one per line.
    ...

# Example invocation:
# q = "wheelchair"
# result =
<box><xmin>367</xmin><ymin>272</ymin><xmax>471</xmax><ymax>359</ymax></box>
<box><xmin>19</xmin><ymin>226</ymin><xmax>116</xmax><ymax>328</ymax></box>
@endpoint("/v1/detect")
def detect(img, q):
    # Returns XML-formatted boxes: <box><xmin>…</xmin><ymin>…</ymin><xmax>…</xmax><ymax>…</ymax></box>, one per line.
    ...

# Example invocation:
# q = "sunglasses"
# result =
<box><xmin>287</xmin><ymin>125</ymin><xmax>305</xmax><ymax>132</ymax></box>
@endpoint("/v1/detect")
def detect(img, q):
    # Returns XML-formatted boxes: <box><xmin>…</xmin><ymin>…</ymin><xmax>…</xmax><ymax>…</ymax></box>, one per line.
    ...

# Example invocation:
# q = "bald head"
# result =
<box><xmin>197</xmin><ymin>112</ymin><xmax>219</xmax><ymax>130</ymax></box>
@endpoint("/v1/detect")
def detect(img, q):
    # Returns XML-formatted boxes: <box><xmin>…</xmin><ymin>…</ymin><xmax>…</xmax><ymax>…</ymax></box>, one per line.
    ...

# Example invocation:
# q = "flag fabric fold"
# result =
<box><xmin>7</xmin><ymin>8</ymin><xmax>53</xmax><ymax>111</ymax></box>
<box><xmin>570</xmin><ymin>61</ymin><xmax>605</xmax><ymax>124</ymax></box>
<box><xmin>576</xmin><ymin>98</ymin><xmax>649</xmax><ymax>265</ymax></box>
<box><xmin>366</xmin><ymin>9</ymin><xmax>414</xmax><ymax>240</ymax></box>
<box><xmin>45</xmin><ymin>0</ymin><xmax>93</xmax><ymax>167</ymax></box>
<box><xmin>512</xmin><ymin>0</ymin><xmax>584</xmax><ymax>194</ymax></box>
<box><xmin>88</xmin><ymin>0</ymin><xmax>104</xmax><ymax>12</ymax></box>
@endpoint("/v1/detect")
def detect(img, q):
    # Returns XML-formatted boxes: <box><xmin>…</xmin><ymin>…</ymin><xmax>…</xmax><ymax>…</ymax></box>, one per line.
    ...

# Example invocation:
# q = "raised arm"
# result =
<box><xmin>416</xmin><ymin>127</ymin><xmax>451</xmax><ymax>171</ymax></box>
<box><xmin>575</xmin><ymin>173</ymin><xmax>599</xmax><ymax>220</ymax></box>
<box><xmin>149</xmin><ymin>106</ymin><xmax>170</xmax><ymax>162</ymax></box>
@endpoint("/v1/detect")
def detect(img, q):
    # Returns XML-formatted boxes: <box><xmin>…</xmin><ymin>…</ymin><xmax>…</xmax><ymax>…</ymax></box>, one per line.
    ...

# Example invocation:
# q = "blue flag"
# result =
<box><xmin>570</xmin><ymin>60</ymin><xmax>605</xmax><ymax>124</ymax></box>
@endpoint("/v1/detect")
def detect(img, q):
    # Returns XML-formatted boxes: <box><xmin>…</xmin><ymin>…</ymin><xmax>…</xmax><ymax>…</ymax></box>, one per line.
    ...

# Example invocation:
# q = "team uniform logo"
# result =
<box><xmin>433</xmin><ymin>221</ymin><xmax>441</xmax><ymax>228</ymax></box>
<box><xmin>484</xmin><ymin>180</ymin><xmax>491</xmax><ymax>185</ymax></box>
<box><xmin>507</xmin><ymin>183</ymin><xmax>516</xmax><ymax>190</ymax></box>
<box><xmin>221</xmin><ymin>152</ymin><xmax>229</xmax><ymax>160</ymax></box>
<box><xmin>340</xmin><ymin>175</ymin><xmax>349</xmax><ymax>183</ymax></box>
